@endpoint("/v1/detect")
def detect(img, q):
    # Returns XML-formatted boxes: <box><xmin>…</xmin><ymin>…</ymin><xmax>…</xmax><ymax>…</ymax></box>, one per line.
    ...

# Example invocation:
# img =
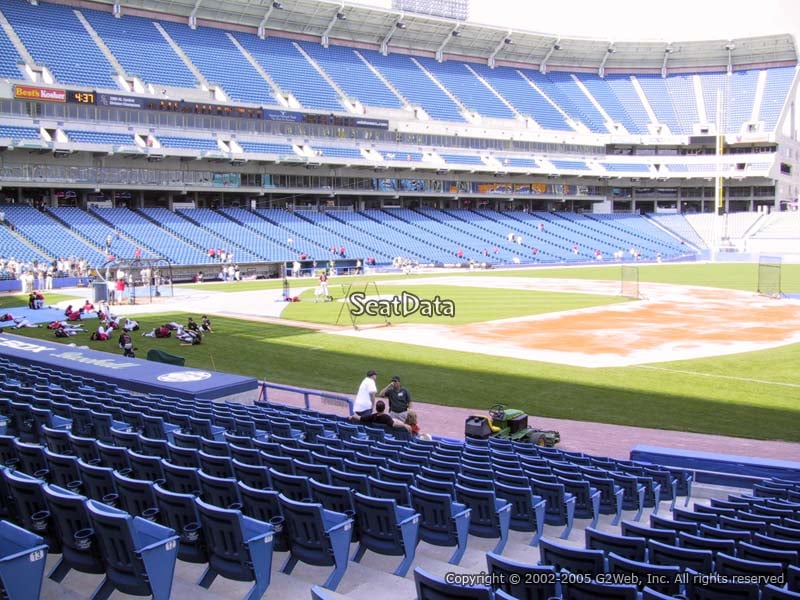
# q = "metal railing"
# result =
<box><xmin>258</xmin><ymin>381</ymin><xmax>353</xmax><ymax>415</ymax></box>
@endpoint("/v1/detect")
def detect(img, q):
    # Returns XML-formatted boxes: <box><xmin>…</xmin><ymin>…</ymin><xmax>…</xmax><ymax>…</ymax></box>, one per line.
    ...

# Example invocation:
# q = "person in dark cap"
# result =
<box><xmin>353</xmin><ymin>369</ymin><xmax>378</xmax><ymax>417</ymax></box>
<box><xmin>378</xmin><ymin>375</ymin><xmax>412</xmax><ymax>422</ymax></box>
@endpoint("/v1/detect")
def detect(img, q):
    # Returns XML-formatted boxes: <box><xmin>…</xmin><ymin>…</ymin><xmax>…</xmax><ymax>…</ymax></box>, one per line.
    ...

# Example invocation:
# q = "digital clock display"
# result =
<box><xmin>67</xmin><ymin>91</ymin><xmax>96</xmax><ymax>105</ymax></box>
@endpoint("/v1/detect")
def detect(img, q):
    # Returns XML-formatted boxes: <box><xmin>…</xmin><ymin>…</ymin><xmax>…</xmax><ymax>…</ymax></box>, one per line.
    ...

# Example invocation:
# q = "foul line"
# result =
<box><xmin>636</xmin><ymin>365</ymin><xmax>800</xmax><ymax>388</ymax></box>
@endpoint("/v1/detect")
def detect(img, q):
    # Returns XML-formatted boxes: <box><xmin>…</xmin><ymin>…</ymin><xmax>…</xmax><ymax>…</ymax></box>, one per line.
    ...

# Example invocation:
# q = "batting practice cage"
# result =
<box><xmin>97</xmin><ymin>257</ymin><xmax>175</xmax><ymax>304</ymax></box>
<box><xmin>620</xmin><ymin>265</ymin><xmax>640</xmax><ymax>299</ymax></box>
<box><xmin>757</xmin><ymin>255</ymin><xmax>784</xmax><ymax>298</ymax></box>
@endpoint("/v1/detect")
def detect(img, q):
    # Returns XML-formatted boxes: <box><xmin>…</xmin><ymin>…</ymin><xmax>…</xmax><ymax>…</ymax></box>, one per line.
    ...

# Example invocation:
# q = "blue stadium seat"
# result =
<box><xmin>95</xmin><ymin>440</ymin><xmax>132</xmax><ymax>474</ymax></box>
<box><xmin>351</xmin><ymin>492</ymin><xmax>420</xmax><ymax>577</ymax></box>
<box><xmin>153</xmin><ymin>484</ymin><xmax>208</xmax><ymax>564</ymax></box>
<box><xmin>12</xmin><ymin>439</ymin><xmax>49</xmax><ymax>479</ymax></box>
<box><xmin>195</xmin><ymin>498</ymin><xmax>274</xmax><ymax>600</ymax></box>
<box><xmin>141</xmin><ymin>415</ymin><xmax>181</xmax><ymax>442</ymax></box>
<box><xmin>647</xmin><ymin>539</ymin><xmax>714</xmax><ymax>573</ymax></box>
<box><xmin>198</xmin><ymin>450</ymin><xmax>234</xmax><ymax>479</ymax></box>
<box><xmin>585</xmin><ymin>527</ymin><xmax>646</xmax><ymax>562</ymax></box>
<box><xmin>329</xmin><ymin>467</ymin><xmax>370</xmax><ymax>495</ymax></box>
<box><xmin>650</xmin><ymin>513</ymin><xmax>699</xmax><ymax>535</ymax></box>
<box><xmin>607</xmin><ymin>552</ymin><xmax>680</xmax><ymax>595</ymax></box>
<box><xmin>558</xmin><ymin>477</ymin><xmax>601</xmax><ymax>528</ymax></box>
<box><xmin>0</xmin><ymin>437</ymin><xmax>16</xmax><ymax>469</ymax></box>
<box><xmin>620</xmin><ymin>520</ymin><xmax>677</xmax><ymax>545</ymax></box>
<box><xmin>454</xmin><ymin>482</ymin><xmax>511</xmax><ymax>555</ymax></box>
<box><xmin>81</xmin><ymin>8</ymin><xmax>197</xmax><ymax>88</ymax></box>
<box><xmin>42</xmin><ymin>449</ymin><xmax>81</xmax><ymax>490</ymax></box>
<box><xmin>414</xmin><ymin>567</ymin><xmax>492</xmax><ymax>600</ymax></box>
<box><xmin>0</xmin><ymin>519</ymin><xmax>48</xmax><ymax>600</ymax></box>
<box><xmin>232</xmin><ymin>459</ymin><xmax>272</xmax><ymax>489</ymax></box>
<box><xmin>561</xmin><ymin>579</ymin><xmax>638</xmax><ymax>600</ymax></box>
<box><xmin>486</xmin><ymin>552</ymin><xmax>559</xmax><ymax>600</ymax></box>
<box><xmin>678</xmin><ymin>531</ymin><xmax>738</xmax><ymax>558</ymax></box>
<box><xmin>85</xmin><ymin>498</ymin><xmax>179</xmax><ymax>600</ymax></box>
<box><xmin>529</xmin><ymin>478</ymin><xmax>576</xmax><ymax>539</ymax></box>
<box><xmin>237</xmin><ymin>482</ymin><xmax>288</xmax><ymax>552</ymax></box>
<box><xmin>1</xmin><ymin>0</ymin><xmax>117</xmax><ymax>88</ymax></box>
<box><xmin>9</xmin><ymin>401</ymin><xmax>36</xmax><ymax>443</ymax></box>
<box><xmin>113</xmin><ymin>471</ymin><xmax>159</xmax><ymax>519</ymax></box>
<box><xmin>77</xmin><ymin>459</ymin><xmax>118</xmax><ymax>506</ymax></box>
<box><xmin>111</xmin><ymin>429</ymin><xmax>141</xmax><ymax>452</ymax></box>
<box><xmin>278</xmin><ymin>495</ymin><xmax>353</xmax><ymax>591</ymax></box>
<box><xmin>367</xmin><ymin>476</ymin><xmax>412</xmax><ymax>507</ymax></box>
<box><xmin>43</xmin><ymin>484</ymin><xmax>106</xmax><ymax>583</ymax></box>
<box><xmin>539</xmin><ymin>537</ymin><xmax>605</xmax><ymax>575</ymax></box>
<box><xmin>410</xmin><ymin>486</ymin><xmax>471</xmax><ymax>565</ymax></box>
<box><xmin>415</xmin><ymin>474</ymin><xmax>456</xmax><ymax>498</ymax></box>
<box><xmin>269</xmin><ymin>468</ymin><xmax>312</xmax><ymax>503</ymax></box>
<box><xmin>309</xmin><ymin>479</ymin><xmax>357</xmax><ymax>518</ymax></box>
<box><xmin>683</xmin><ymin>567</ymin><xmax>760</xmax><ymax>599</ymax></box>
<box><xmin>2</xmin><ymin>468</ymin><xmax>60</xmax><ymax>551</ymax></box>
<box><xmin>90</xmin><ymin>411</ymin><xmax>129</xmax><ymax>444</ymax></box>
<box><xmin>198</xmin><ymin>471</ymin><xmax>241</xmax><ymax>510</ymax></box>
<box><xmin>716</xmin><ymin>550</ymin><xmax>786</xmax><ymax>580</ymax></box>
<box><xmin>762</xmin><ymin>585</ymin><xmax>800</xmax><ymax>600</ymax></box>
<box><xmin>608</xmin><ymin>472</ymin><xmax>646</xmax><ymax>521</ymax></box>
<box><xmin>699</xmin><ymin>523</ymin><xmax>753</xmax><ymax>543</ymax></box>
<box><xmin>161</xmin><ymin>460</ymin><xmax>201</xmax><ymax>497</ymax></box>
<box><xmin>127</xmin><ymin>450</ymin><xmax>166</xmax><ymax>484</ymax></box>
<box><xmin>139</xmin><ymin>433</ymin><xmax>169</xmax><ymax>458</ymax></box>
<box><xmin>167</xmin><ymin>443</ymin><xmax>200</xmax><ymax>468</ymax></box>
<box><xmin>229</xmin><ymin>444</ymin><xmax>260</xmax><ymax>465</ymax></box>
<box><xmin>493</xmin><ymin>479</ymin><xmax>546</xmax><ymax>546</ymax></box>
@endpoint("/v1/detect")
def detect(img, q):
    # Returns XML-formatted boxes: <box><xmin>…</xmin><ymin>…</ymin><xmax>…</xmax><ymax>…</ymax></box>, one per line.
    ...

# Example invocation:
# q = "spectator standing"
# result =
<box><xmin>353</xmin><ymin>370</ymin><xmax>378</xmax><ymax>417</ymax></box>
<box><xmin>378</xmin><ymin>375</ymin><xmax>412</xmax><ymax>422</ymax></box>
<box><xmin>115</xmin><ymin>277</ymin><xmax>126</xmax><ymax>304</ymax></box>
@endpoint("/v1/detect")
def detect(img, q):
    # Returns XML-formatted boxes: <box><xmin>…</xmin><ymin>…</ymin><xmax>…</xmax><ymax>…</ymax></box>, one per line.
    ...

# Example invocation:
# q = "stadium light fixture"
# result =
<box><xmin>488</xmin><ymin>30</ymin><xmax>513</xmax><ymax>67</ymax></box>
<box><xmin>724</xmin><ymin>42</ymin><xmax>736</xmax><ymax>51</ymax></box>
<box><xmin>662</xmin><ymin>45</ymin><xmax>674</xmax><ymax>78</ymax></box>
<box><xmin>272</xmin><ymin>1</ymin><xmax>283</xmax><ymax>9</ymax></box>
<box><xmin>336</xmin><ymin>11</ymin><xmax>346</xmax><ymax>20</ymax></box>
<box><xmin>381</xmin><ymin>14</ymin><xmax>405</xmax><ymax>54</ymax></box>
<box><xmin>437</xmin><ymin>25</ymin><xmax>462</xmax><ymax>61</ymax></box>
<box><xmin>540</xmin><ymin>38</ymin><xmax>561</xmax><ymax>73</ymax></box>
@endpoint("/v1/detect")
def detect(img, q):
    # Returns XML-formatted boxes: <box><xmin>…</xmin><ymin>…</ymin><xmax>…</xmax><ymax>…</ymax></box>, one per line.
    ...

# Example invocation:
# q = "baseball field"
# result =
<box><xmin>7</xmin><ymin>262</ymin><xmax>800</xmax><ymax>442</ymax></box>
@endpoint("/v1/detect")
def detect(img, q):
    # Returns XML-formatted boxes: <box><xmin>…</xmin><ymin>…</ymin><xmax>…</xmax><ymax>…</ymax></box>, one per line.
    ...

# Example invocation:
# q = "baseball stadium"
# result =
<box><xmin>0</xmin><ymin>0</ymin><xmax>799</xmax><ymax>598</ymax></box>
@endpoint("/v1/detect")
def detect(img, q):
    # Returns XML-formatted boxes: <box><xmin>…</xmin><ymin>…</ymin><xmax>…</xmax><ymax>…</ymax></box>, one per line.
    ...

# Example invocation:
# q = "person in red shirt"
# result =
<box><xmin>116</xmin><ymin>278</ymin><xmax>126</xmax><ymax>303</ymax></box>
<box><xmin>397</xmin><ymin>411</ymin><xmax>421</xmax><ymax>436</ymax></box>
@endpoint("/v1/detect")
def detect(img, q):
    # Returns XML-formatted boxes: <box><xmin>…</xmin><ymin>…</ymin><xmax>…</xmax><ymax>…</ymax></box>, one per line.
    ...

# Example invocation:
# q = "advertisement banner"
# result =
<box><xmin>97</xmin><ymin>94</ymin><xmax>145</xmax><ymax>109</ymax></box>
<box><xmin>14</xmin><ymin>85</ymin><xmax>66</xmax><ymax>103</ymax></box>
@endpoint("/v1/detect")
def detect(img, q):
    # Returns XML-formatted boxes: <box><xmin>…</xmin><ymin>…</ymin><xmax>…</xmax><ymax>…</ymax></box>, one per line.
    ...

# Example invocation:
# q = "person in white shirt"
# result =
<box><xmin>353</xmin><ymin>370</ymin><xmax>378</xmax><ymax>417</ymax></box>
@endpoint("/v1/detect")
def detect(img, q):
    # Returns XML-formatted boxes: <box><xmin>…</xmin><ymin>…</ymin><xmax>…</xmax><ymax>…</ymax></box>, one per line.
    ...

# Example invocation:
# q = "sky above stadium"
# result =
<box><xmin>359</xmin><ymin>0</ymin><xmax>800</xmax><ymax>42</ymax></box>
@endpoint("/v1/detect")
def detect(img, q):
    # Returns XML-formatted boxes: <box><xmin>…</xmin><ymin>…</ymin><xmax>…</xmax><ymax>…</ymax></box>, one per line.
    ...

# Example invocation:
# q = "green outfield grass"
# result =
<box><xmin>10</xmin><ymin>262</ymin><xmax>800</xmax><ymax>442</ymax></box>
<box><xmin>281</xmin><ymin>284</ymin><xmax>627</xmax><ymax>325</ymax></box>
<box><xmin>0</xmin><ymin>292</ymin><xmax>78</xmax><ymax>309</ymax></box>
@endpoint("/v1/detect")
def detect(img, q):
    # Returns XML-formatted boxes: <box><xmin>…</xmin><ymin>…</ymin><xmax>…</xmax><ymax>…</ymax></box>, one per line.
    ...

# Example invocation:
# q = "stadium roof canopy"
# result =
<box><xmin>97</xmin><ymin>0</ymin><xmax>797</xmax><ymax>72</ymax></box>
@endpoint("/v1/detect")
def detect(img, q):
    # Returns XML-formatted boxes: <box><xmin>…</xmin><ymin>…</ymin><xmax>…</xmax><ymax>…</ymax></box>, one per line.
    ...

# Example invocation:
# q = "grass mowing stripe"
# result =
<box><xmin>281</xmin><ymin>284</ymin><xmax>627</xmax><ymax>326</ymax></box>
<box><xmin>636</xmin><ymin>365</ymin><xmax>800</xmax><ymax>389</ymax></box>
